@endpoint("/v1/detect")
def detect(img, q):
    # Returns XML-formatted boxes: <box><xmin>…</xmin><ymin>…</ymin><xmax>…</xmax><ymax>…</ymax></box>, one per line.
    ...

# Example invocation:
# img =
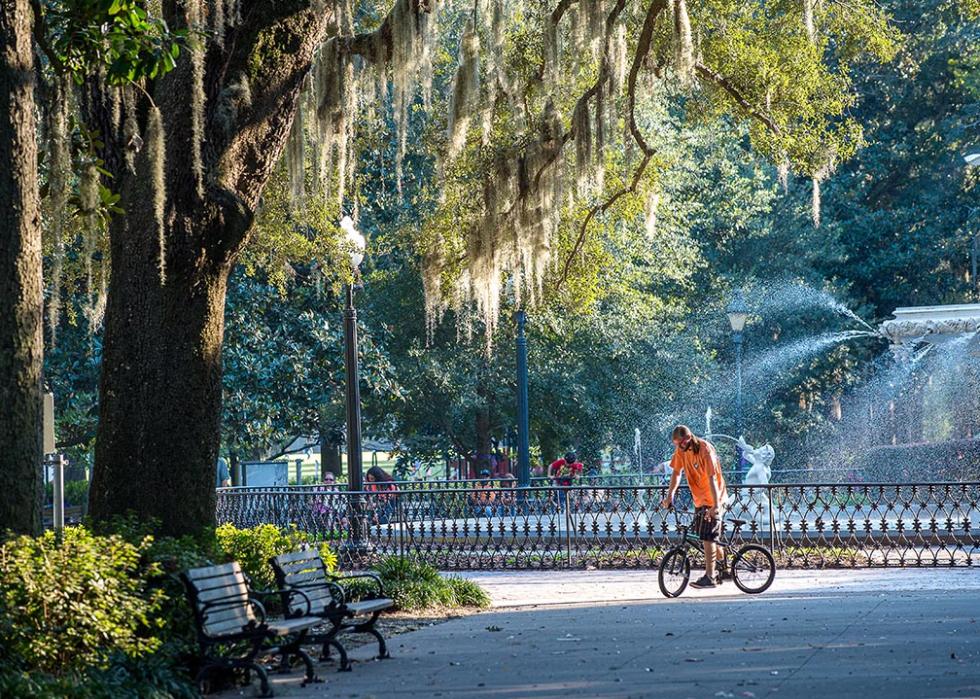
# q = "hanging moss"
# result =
<box><xmin>286</xmin><ymin>98</ymin><xmax>306</xmax><ymax>205</ymax></box>
<box><xmin>673</xmin><ymin>0</ymin><xmax>695</xmax><ymax>86</ymax></box>
<box><xmin>147</xmin><ymin>105</ymin><xmax>168</xmax><ymax>283</ymax></box>
<box><xmin>187</xmin><ymin>0</ymin><xmax>206</xmax><ymax>198</ymax></box>
<box><xmin>46</xmin><ymin>77</ymin><xmax>71</xmax><ymax>345</ymax></box>
<box><xmin>447</xmin><ymin>24</ymin><xmax>480</xmax><ymax>160</ymax></box>
<box><xmin>803</xmin><ymin>0</ymin><xmax>816</xmax><ymax>43</ymax></box>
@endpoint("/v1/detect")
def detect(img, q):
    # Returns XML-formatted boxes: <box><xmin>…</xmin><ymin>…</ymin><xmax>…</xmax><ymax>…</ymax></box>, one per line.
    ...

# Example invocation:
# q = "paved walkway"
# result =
<box><xmin>261</xmin><ymin>569</ymin><xmax>980</xmax><ymax>698</ymax></box>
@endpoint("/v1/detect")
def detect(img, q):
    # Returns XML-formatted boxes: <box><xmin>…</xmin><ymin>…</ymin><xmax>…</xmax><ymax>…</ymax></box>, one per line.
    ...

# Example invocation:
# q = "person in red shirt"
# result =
<box><xmin>549</xmin><ymin>452</ymin><xmax>583</xmax><ymax>512</ymax></box>
<box><xmin>549</xmin><ymin>451</ymin><xmax>583</xmax><ymax>485</ymax></box>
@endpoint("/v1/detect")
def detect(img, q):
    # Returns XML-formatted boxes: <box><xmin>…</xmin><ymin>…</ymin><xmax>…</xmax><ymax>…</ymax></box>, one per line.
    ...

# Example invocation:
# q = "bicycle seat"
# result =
<box><xmin>727</xmin><ymin>518</ymin><xmax>747</xmax><ymax>527</ymax></box>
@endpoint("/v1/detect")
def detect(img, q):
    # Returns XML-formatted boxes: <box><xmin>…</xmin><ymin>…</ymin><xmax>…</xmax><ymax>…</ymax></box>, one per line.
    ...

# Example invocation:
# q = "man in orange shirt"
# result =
<box><xmin>660</xmin><ymin>425</ymin><xmax>729</xmax><ymax>588</ymax></box>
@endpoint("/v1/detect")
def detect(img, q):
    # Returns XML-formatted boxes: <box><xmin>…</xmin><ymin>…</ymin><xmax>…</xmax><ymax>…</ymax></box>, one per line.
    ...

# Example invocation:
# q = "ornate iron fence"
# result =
<box><xmin>215</xmin><ymin>482</ymin><xmax>980</xmax><ymax>570</ymax></box>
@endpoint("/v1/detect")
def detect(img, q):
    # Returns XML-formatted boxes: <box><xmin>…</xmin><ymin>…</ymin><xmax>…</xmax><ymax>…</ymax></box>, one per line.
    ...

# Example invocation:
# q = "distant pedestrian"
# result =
<box><xmin>549</xmin><ymin>451</ymin><xmax>583</xmax><ymax>486</ymax></box>
<box><xmin>366</xmin><ymin>465</ymin><xmax>398</xmax><ymax>523</ymax></box>
<box><xmin>549</xmin><ymin>451</ymin><xmax>583</xmax><ymax>512</ymax></box>
<box><xmin>216</xmin><ymin>457</ymin><xmax>231</xmax><ymax>488</ymax></box>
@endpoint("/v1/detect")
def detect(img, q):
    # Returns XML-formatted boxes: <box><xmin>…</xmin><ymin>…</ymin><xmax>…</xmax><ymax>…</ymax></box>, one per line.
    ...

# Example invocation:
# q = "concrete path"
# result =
<box><xmin>261</xmin><ymin>569</ymin><xmax>980</xmax><ymax>698</ymax></box>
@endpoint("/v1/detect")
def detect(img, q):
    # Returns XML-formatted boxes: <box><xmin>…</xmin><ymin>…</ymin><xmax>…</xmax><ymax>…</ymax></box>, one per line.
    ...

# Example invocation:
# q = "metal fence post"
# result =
<box><xmin>397</xmin><ymin>493</ymin><xmax>405</xmax><ymax>559</ymax></box>
<box><xmin>564</xmin><ymin>487</ymin><xmax>573</xmax><ymax>568</ymax></box>
<box><xmin>52</xmin><ymin>455</ymin><xmax>65</xmax><ymax>531</ymax></box>
<box><xmin>768</xmin><ymin>486</ymin><xmax>777</xmax><ymax>554</ymax></box>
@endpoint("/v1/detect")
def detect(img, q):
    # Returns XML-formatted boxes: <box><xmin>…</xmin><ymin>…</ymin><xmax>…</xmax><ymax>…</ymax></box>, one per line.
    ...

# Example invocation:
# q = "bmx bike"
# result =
<box><xmin>658</xmin><ymin>508</ymin><xmax>776</xmax><ymax>598</ymax></box>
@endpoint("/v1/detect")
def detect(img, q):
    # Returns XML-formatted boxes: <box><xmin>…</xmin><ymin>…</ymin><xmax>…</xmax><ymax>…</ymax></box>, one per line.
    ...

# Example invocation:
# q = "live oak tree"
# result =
<box><xmin>0</xmin><ymin>0</ymin><xmax>177</xmax><ymax>533</ymax></box>
<box><xmin>22</xmin><ymin>0</ymin><xmax>896</xmax><ymax>534</ymax></box>
<box><xmin>0</xmin><ymin>0</ymin><xmax>43</xmax><ymax>534</ymax></box>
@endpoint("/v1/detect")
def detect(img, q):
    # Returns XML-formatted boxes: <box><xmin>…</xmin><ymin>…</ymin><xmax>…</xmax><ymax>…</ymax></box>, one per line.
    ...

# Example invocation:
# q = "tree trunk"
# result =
<box><xmin>0</xmin><ymin>0</ymin><xmax>42</xmax><ymax>535</ymax></box>
<box><xmin>319</xmin><ymin>414</ymin><xmax>343</xmax><ymax>480</ymax></box>
<box><xmin>89</xmin><ymin>227</ymin><xmax>231</xmax><ymax>534</ymax></box>
<box><xmin>89</xmin><ymin>0</ymin><xmax>333</xmax><ymax>535</ymax></box>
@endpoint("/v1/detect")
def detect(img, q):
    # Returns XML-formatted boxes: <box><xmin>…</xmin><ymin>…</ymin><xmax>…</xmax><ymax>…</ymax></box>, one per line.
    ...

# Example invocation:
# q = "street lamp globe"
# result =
<box><xmin>340</xmin><ymin>215</ymin><xmax>365</xmax><ymax>270</ymax></box>
<box><xmin>726</xmin><ymin>289</ymin><xmax>749</xmax><ymax>333</ymax></box>
<box><xmin>964</xmin><ymin>153</ymin><xmax>980</xmax><ymax>168</ymax></box>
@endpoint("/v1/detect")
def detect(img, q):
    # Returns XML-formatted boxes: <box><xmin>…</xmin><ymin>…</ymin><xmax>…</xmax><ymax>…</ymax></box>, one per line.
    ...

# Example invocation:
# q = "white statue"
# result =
<box><xmin>739</xmin><ymin>437</ymin><xmax>774</xmax><ymax>486</ymax></box>
<box><xmin>736</xmin><ymin>437</ymin><xmax>774</xmax><ymax>526</ymax></box>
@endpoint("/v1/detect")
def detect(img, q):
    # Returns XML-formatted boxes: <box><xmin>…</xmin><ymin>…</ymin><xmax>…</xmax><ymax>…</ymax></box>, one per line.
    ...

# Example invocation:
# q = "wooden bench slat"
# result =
<box><xmin>282</xmin><ymin>569</ymin><xmax>328</xmax><ymax>585</ymax></box>
<box><xmin>279</xmin><ymin>559</ymin><xmax>325</xmax><ymax>574</ymax></box>
<box><xmin>186</xmin><ymin>562</ymin><xmax>241</xmax><ymax>580</ymax></box>
<box><xmin>275</xmin><ymin>549</ymin><xmax>319</xmax><ymax>564</ymax></box>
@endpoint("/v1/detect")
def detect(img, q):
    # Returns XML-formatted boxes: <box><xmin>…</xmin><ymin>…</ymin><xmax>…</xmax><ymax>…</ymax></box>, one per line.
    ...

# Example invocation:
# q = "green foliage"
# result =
<box><xmin>221</xmin><ymin>266</ymin><xmax>402</xmax><ymax>460</ymax></box>
<box><xmin>348</xmin><ymin>557</ymin><xmax>490</xmax><ymax>612</ymax></box>
<box><xmin>0</xmin><ymin>651</ymin><xmax>198</xmax><ymax>699</ymax></box>
<box><xmin>0</xmin><ymin>526</ymin><xmax>196</xmax><ymax>697</ymax></box>
<box><xmin>39</xmin><ymin>0</ymin><xmax>184</xmax><ymax>84</ymax></box>
<box><xmin>0</xmin><ymin>527</ymin><xmax>164</xmax><ymax>675</ymax></box>
<box><xmin>213</xmin><ymin>523</ymin><xmax>336</xmax><ymax>590</ymax></box>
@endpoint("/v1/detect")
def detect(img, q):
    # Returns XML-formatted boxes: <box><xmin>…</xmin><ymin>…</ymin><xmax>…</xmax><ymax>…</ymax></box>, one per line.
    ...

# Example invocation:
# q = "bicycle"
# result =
<box><xmin>658</xmin><ymin>508</ymin><xmax>776</xmax><ymax>597</ymax></box>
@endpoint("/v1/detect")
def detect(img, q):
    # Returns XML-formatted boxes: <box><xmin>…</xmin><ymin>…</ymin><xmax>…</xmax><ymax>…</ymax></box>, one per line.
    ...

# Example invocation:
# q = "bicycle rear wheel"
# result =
<box><xmin>658</xmin><ymin>548</ymin><xmax>691</xmax><ymax>598</ymax></box>
<box><xmin>731</xmin><ymin>544</ymin><xmax>776</xmax><ymax>594</ymax></box>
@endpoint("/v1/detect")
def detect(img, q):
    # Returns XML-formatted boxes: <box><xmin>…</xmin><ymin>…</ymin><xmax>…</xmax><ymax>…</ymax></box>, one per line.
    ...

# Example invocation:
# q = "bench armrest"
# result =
<box><xmin>250</xmin><ymin>586</ymin><xmax>314</xmax><ymax>617</ymax></box>
<box><xmin>290</xmin><ymin>579</ymin><xmax>347</xmax><ymax>608</ymax></box>
<box><xmin>333</xmin><ymin>571</ymin><xmax>387</xmax><ymax>599</ymax></box>
<box><xmin>196</xmin><ymin>595</ymin><xmax>269</xmax><ymax>639</ymax></box>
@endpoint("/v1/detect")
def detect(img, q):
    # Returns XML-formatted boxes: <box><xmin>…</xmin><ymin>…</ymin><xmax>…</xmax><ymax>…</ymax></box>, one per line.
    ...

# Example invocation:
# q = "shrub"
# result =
<box><xmin>348</xmin><ymin>557</ymin><xmax>490</xmax><ymax>611</ymax></box>
<box><xmin>0</xmin><ymin>650</ymin><xmax>199</xmax><ymax>699</ymax></box>
<box><xmin>0</xmin><ymin>527</ymin><xmax>165</xmax><ymax>675</ymax></box>
<box><xmin>214</xmin><ymin>523</ymin><xmax>337</xmax><ymax>589</ymax></box>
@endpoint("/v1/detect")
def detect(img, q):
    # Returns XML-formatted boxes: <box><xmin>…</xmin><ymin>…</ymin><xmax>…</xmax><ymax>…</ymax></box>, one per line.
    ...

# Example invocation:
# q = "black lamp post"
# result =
<box><xmin>965</xmin><ymin>153</ymin><xmax>979</xmax><ymax>300</ymax></box>
<box><xmin>341</xmin><ymin>216</ymin><xmax>368</xmax><ymax>552</ymax></box>
<box><xmin>515</xmin><ymin>311</ymin><xmax>531</xmax><ymax>489</ymax></box>
<box><xmin>726</xmin><ymin>289</ymin><xmax>749</xmax><ymax>442</ymax></box>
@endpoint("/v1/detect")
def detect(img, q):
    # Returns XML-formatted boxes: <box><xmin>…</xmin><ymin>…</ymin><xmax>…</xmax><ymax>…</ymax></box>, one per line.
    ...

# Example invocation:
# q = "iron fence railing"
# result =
<box><xmin>215</xmin><ymin>482</ymin><xmax>980</xmax><ymax>570</ymax></box>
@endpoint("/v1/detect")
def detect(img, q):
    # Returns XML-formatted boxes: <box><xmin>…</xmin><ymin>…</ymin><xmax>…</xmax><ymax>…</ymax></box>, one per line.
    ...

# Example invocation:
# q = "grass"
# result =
<box><xmin>346</xmin><ymin>556</ymin><xmax>491</xmax><ymax>612</ymax></box>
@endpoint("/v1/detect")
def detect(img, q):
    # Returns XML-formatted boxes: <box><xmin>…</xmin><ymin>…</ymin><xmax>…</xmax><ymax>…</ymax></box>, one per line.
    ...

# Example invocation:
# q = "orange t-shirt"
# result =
<box><xmin>670</xmin><ymin>440</ymin><xmax>726</xmax><ymax>508</ymax></box>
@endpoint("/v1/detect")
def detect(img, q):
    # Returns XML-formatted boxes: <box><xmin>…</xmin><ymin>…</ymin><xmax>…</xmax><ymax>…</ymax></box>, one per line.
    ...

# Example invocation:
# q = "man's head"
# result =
<box><xmin>564</xmin><ymin>451</ymin><xmax>577</xmax><ymax>464</ymax></box>
<box><xmin>323</xmin><ymin>472</ymin><xmax>336</xmax><ymax>485</ymax></box>
<box><xmin>672</xmin><ymin>425</ymin><xmax>696</xmax><ymax>451</ymax></box>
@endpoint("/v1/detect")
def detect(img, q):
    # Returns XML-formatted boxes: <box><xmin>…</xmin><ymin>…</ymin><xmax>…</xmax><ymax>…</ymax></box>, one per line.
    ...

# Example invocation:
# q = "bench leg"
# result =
<box><xmin>351</xmin><ymin>612</ymin><xmax>389</xmax><ymax>659</ymax></box>
<box><xmin>297</xmin><ymin>647</ymin><xmax>322</xmax><ymax>686</ymax></box>
<box><xmin>250</xmin><ymin>662</ymin><xmax>273</xmax><ymax>698</ymax></box>
<box><xmin>366</xmin><ymin>627</ymin><xmax>390</xmax><ymax>659</ymax></box>
<box><xmin>323</xmin><ymin>638</ymin><xmax>351</xmax><ymax>671</ymax></box>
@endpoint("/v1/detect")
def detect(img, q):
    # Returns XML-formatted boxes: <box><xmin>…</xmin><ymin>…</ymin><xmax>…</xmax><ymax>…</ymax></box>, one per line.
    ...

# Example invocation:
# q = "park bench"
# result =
<box><xmin>270</xmin><ymin>549</ymin><xmax>394</xmax><ymax>671</ymax></box>
<box><xmin>181</xmin><ymin>562</ymin><xmax>322</xmax><ymax>697</ymax></box>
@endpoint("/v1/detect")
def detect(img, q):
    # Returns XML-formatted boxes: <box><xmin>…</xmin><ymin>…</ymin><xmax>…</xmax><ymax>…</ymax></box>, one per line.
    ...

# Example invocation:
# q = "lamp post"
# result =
<box><xmin>515</xmin><ymin>311</ymin><xmax>531</xmax><ymax>489</ymax></box>
<box><xmin>964</xmin><ymin>154</ymin><xmax>980</xmax><ymax>300</ymax></box>
<box><xmin>341</xmin><ymin>216</ymin><xmax>368</xmax><ymax>553</ymax></box>
<box><xmin>726</xmin><ymin>289</ymin><xmax>749</xmax><ymax>442</ymax></box>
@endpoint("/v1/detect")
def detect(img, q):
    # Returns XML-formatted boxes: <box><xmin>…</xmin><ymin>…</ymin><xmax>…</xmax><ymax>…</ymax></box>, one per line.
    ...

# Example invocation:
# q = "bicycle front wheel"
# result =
<box><xmin>732</xmin><ymin>544</ymin><xmax>776</xmax><ymax>594</ymax></box>
<box><xmin>658</xmin><ymin>548</ymin><xmax>691</xmax><ymax>598</ymax></box>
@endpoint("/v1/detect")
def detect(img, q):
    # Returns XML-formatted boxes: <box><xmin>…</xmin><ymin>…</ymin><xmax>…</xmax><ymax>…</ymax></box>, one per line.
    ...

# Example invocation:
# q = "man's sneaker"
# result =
<box><xmin>716</xmin><ymin>563</ymin><xmax>729</xmax><ymax>583</ymax></box>
<box><xmin>690</xmin><ymin>575</ymin><xmax>716</xmax><ymax>589</ymax></box>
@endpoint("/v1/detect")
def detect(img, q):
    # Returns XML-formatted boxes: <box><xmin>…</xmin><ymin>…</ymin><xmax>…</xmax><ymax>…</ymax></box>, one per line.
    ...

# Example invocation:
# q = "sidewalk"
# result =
<box><xmin>256</xmin><ymin>568</ymin><xmax>980</xmax><ymax>698</ymax></box>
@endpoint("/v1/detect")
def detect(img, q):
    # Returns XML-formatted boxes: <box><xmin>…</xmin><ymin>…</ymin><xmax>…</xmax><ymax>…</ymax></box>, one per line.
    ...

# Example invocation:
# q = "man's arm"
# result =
<box><xmin>661</xmin><ymin>467</ymin><xmax>681</xmax><ymax>509</ymax></box>
<box><xmin>707</xmin><ymin>447</ymin><xmax>723</xmax><ymax>517</ymax></box>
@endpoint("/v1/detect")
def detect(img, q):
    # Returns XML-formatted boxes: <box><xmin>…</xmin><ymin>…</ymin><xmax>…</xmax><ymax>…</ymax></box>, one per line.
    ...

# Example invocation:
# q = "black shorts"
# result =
<box><xmin>692</xmin><ymin>507</ymin><xmax>722</xmax><ymax>542</ymax></box>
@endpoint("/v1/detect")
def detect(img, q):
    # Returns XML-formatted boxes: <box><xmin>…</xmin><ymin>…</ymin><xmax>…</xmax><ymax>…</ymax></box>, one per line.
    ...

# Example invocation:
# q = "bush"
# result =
<box><xmin>0</xmin><ymin>527</ymin><xmax>164</xmax><ymax>675</ymax></box>
<box><xmin>214</xmin><ymin>523</ymin><xmax>337</xmax><ymax>589</ymax></box>
<box><xmin>348</xmin><ymin>557</ymin><xmax>490</xmax><ymax>611</ymax></box>
<box><xmin>0</xmin><ymin>651</ymin><xmax>198</xmax><ymax>699</ymax></box>
<box><xmin>0</xmin><ymin>526</ymin><xmax>198</xmax><ymax>697</ymax></box>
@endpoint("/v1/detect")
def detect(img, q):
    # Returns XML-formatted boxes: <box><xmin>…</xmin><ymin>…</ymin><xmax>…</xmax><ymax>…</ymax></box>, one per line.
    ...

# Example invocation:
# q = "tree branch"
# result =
<box><xmin>554</xmin><ymin>152</ymin><xmax>652</xmax><ymax>292</ymax></box>
<box><xmin>552</xmin><ymin>0</ymin><xmax>668</xmax><ymax>292</ymax></box>
<box><xmin>346</xmin><ymin>0</ymin><xmax>434</xmax><ymax>63</ymax></box>
<box><xmin>29</xmin><ymin>0</ymin><xmax>66</xmax><ymax>72</ymax></box>
<box><xmin>626</xmin><ymin>0</ymin><xmax>668</xmax><ymax>157</ymax></box>
<box><xmin>694</xmin><ymin>62</ymin><xmax>783</xmax><ymax>136</ymax></box>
